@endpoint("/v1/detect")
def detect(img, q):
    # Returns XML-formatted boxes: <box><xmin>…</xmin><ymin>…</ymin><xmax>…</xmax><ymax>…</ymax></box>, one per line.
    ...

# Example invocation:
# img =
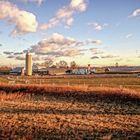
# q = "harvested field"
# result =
<box><xmin>0</xmin><ymin>84</ymin><xmax>139</xmax><ymax>139</ymax></box>
<box><xmin>1</xmin><ymin>76</ymin><xmax>140</xmax><ymax>91</ymax></box>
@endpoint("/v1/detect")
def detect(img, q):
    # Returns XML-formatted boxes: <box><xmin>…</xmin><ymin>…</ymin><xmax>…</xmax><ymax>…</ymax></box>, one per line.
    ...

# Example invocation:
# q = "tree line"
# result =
<box><xmin>33</xmin><ymin>60</ymin><xmax>77</xmax><ymax>69</ymax></box>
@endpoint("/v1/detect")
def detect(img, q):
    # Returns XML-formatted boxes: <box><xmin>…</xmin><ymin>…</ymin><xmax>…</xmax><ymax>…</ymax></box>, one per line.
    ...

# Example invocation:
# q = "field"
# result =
<box><xmin>0</xmin><ymin>79</ymin><xmax>140</xmax><ymax>139</ymax></box>
<box><xmin>1</xmin><ymin>74</ymin><xmax>140</xmax><ymax>89</ymax></box>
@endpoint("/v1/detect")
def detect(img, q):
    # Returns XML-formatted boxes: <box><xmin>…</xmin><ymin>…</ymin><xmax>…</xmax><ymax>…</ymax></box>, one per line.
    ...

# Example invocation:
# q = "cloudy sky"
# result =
<box><xmin>0</xmin><ymin>0</ymin><xmax>140</xmax><ymax>67</ymax></box>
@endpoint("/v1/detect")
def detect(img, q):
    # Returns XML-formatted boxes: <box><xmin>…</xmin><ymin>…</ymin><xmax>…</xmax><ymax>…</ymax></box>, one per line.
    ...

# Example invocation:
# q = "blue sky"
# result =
<box><xmin>0</xmin><ymin>0</ymin><xmax>140</xmax><ymax>67</ymax></box>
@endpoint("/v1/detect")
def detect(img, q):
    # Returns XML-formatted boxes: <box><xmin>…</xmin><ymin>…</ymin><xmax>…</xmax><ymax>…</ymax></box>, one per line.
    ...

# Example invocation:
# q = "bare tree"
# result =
<box><xmin>70</xmin><ymin>61</ymin><xmax>77</xmax><ymax>69</ymax></box>
<box><xmin>115</xmin><ymin>62</ymin><xmax>119</xmax><ymax>67</ymax></box>
<box><xmin>44</xmin><ymin>59</ymin><xmax>53</xmax><ymax>68</ymax></box>
<box><xmin>58</xmin><ymin>60</ymin><xmax>68</xmax><ymax>68</ymax></box>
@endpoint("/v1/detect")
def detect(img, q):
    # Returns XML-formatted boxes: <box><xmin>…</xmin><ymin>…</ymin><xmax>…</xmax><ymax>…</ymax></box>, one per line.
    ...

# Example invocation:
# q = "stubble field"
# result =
<box><xmin>0</xmin><ymin>83</ymin><xmax>139</xmax><ymax>139</ymax></box>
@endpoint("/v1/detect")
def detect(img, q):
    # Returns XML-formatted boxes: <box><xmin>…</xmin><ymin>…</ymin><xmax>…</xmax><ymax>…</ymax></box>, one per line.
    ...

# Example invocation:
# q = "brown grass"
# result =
<box><xmin>0</xmin><ymin>84</ymin><xmax>139</xmax><ymax>103</ymax></box>
<box><xmin>0</xmin><ymin>84</ymin><xmax>139</xmax><ymax>139</ymax></box>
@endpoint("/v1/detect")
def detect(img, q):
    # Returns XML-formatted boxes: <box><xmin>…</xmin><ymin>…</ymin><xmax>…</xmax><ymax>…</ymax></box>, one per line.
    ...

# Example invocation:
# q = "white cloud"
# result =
<box><xmin>66</xmin><ymin>17</ymin><xmax>74</xmax><ymax>25</ymax></box>
<box><xmin>28</xmin><ymin>33</ymin><xmax>101</xmax><ymax>58</ymax></box>
<box><xmin>3</xmin><ymin>51</ymin><xmax>13</xmax><ymax>55</ymax></box>
<box><xmin>14</xmin><ymin>55</ymin><xmax>40</xmax><ymax>61</ymax></box>
<box><xmin>56</xmin><ymin>7</ymin><xmax>73</xmax><ymax>19</ymax></box>
<box><xmin>20</xmin><ymin>0</ymin><xmax>44</xmax><ymax>5</ymax></box>
<box><xmin>88</xmin><ymin>22</ymin><xmax>108</xmax><ymax>31</ymax></box>
<box><xmin>70</xmin><ymin>0</ymin><xmax>87</xmax><ymax>12</ymax></box>
<box><xmin>90</xmin><ymin>48</ymin><xmax>104</xmax><ymax>55</ymax></box>
<box><xmin>5</xmin><ymin>51</ymin><xmax>41</xmax><ymax>61</ymax></box>
<box><xmin>101</xmin><ymin>55</ymin><xmax>117</xmax><ymax>59</ymax></box>
<box><xmin>93</xmin><ymin>23</ymin><xmax>103</xmax><ymax>31</ymax></box>
<box><xmin>89</xmin><ymin>48</ymin><xmax>118</xmax><ymax>59</ymax></box>
<box><xmin>40</xmin><ymin>18</ymin><xmax>59</xmax><ymax>30</ymax></box>
<box><xmin>30</xmin><ymin>33</ymin><xmax>78</xmax><ymax>56</ymax></box>
<box><xmin>91</xmin><ymin>56</ymin><xmax>100</xmax><ymax>59</ymax></box>
<box><xmin>130</xmin><ymin>9</ymin><xmax>140</xmax><ymax>17</ymax></box>
<box><xmin>87</xmin><ymin>39</ymin><xmax>102</xmax><ymax>45</ymax></box>
<box><xmin>4</xmin><ymin>32</ymin><xmax>102</xmax><ymax>61</ymax></box>
<box><xmin>15</xmin><ymin>56</ymin><xmax>25</xmax><ymax>61</ymax></box>
<box><xmin>40</xmin><ymin>0</ymin><xmax>88</xmax><ymax>30</ymax></box>
<box><xmin>125</xmin><ymin>33</ymin><xmax>133</xmax><ymax>39</ymax></box>
<box><xmin>0</xmin><ymin>1</ymin><xmax>38</xmax><ymax>35</ymax></box>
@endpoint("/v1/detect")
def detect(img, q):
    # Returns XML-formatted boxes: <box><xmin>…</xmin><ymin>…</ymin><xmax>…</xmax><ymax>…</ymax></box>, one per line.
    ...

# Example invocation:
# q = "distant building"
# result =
<box><xmin>105</xmin><ymin>68</ymin><xmax>110</xmax><ymax>72</ymax></box>
<box><xmin>26</xmin><ymin>52</ymin><xmax>32</xmax><ymax>76</ymax></box>
<box><xmin>32</xmin><ymin>64</ymin><xmax>38</xmax><ymax>72</ymax></box>
<box><xmin>72</xmin><ymin>69</ymin><xmax>87</xmax><ymax>75</ymax></box>
<box><xmin>106</xmin><ymin>66</ymin><xmax>140</xmax><ymax>72</ymax></box>
<box><xmin>10</xmin><ymin>67</ymin><xmax>25</xmax><ymax>75</ymax></box>
<box><xmin>32</xmin><ymin>67</ymin><xmax>67</xmax><ymax>76</ymax></box>
<box><xmin>67</xmin><ymin>67</ymin><xmax>96</xmax><ymax>75</ymax></box>
<box><xmin>33</xmin><ymin>68</ymin><xmax>49</xmax><ymax>76</ymax></box>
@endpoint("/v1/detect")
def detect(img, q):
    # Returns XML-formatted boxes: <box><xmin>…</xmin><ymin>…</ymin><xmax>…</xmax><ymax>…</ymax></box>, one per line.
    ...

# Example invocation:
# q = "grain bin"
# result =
<box><xmin>26</xmin><ymin>52</ymin><xmax>32</xmax><ymax>76</ymax></box>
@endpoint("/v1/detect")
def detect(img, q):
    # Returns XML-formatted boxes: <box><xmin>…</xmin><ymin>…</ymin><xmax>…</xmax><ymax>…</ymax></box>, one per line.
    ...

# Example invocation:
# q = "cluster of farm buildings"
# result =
<box><xmin>7</xmin><ymin>52</ymin><xmax>140</xmax><ymax>76</ymax></box>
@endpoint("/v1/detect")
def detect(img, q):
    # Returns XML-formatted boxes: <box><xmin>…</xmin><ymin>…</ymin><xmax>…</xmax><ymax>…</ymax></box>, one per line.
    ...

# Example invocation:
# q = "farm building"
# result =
<box><xmin>33</xmin><ymin>67</ymin><xmax>67</xmax><ymax>76</ymax></box>
<box><xmin>72</xmin><ymin>69</ymin><xmax>87</xmax><ymax>75</ymax></box>
<box><xmin>10</xmin><ymin>67</ymin><xmax>25</xmax><ymax>75</ymax></box>
<box><xmin>106</xmin><ymin>66</ymin><xmax>140</xmax><ymax>72</ymax></box>
<box><xmin>66</xmin><ymin>67</ymin><xmax>96</xmax><ymax>75</ymax></box>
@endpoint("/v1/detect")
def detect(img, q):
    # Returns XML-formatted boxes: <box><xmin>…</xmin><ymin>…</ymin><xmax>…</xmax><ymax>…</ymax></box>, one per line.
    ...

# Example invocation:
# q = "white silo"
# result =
<box><xmin>26</xmin><ymin>52</ymin><xmax>32</xmax><ymax>76</ymax></box>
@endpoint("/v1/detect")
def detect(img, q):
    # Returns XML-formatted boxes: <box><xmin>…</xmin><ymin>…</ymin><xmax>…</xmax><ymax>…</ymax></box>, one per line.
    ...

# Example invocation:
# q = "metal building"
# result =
<box><xmin>10</xmin><ymin>67</ymin><xmax>25</xmax><ymax>76</ymax></box>
<box><xmin>26</xmin><ymin>52</ymin><xmax>32</xmax><ymax>76</ymax></box>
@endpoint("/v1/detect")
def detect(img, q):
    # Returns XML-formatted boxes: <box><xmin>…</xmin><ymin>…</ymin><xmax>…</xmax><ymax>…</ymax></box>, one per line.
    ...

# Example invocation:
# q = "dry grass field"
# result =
<box><xmin>1</xmin><ymin>75</ymin><xmax>140</xmax><ymax>90</ymax></box>
<box><xmin>0</xmin><ymin>84</ymin><xmax>139</xmax><ymax>139</ymax></box>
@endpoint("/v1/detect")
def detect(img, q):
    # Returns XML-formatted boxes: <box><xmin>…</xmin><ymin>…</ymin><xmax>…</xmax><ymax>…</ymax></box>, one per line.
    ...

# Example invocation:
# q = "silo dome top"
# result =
<box><xmin>26</xmin><ymin>51</ymin><xmax>31</xmax><ymax>55</ymax></box>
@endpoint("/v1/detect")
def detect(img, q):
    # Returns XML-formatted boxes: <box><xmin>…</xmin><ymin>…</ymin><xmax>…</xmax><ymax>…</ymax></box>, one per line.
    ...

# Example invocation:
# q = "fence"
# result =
<box><xmin>7</xmin><ymin>78</ymin><xmax>140</xmax><ymax>90</ymax></box>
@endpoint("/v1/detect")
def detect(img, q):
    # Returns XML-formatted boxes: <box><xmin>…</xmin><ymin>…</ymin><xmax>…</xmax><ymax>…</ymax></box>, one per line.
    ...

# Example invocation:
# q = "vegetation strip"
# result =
<box><xmin>0</xmin><ymin>84</ymin><xmax>140</xmax><ymax>103</ymax></box>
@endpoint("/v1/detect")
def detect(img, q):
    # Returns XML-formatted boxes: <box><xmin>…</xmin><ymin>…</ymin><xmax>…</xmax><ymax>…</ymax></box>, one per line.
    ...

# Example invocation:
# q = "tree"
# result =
<box><xmin>70</xmin><ymin>61</ymin><xmax>77</xmax><ymax>69</ymax></box>
<box><xmin>58</xmin><ymin>60</ymin><xmax>68</xmax><ymax>68</ymax></box>
<box><xmin>0</xmin><ymin>66</ymin><xmax>12</xmax><ymax>75</ymax></box>
<box><xmin>44</xmin><ymin>59</ymin><xmax>53</xmax><ymax>68</ymax></box>
<box><xmin>115</xmin><ymin>62</ymin><xmax>119</xmax><ymax>67</ymax></box>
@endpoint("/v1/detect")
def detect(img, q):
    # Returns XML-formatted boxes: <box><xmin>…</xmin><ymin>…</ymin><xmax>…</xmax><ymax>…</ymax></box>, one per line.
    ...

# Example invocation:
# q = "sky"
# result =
<box><xmin>0</xmin><ymin>0</ymin><xmax>140</xmax><ymax>67</ymax></box>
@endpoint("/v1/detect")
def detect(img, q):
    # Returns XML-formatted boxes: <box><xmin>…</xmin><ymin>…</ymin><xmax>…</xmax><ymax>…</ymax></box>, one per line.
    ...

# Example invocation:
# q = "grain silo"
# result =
<box><xmin>26</xmin><ymin>52</ymin><xmax>32</xmax><ymax>76</ymax></box>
